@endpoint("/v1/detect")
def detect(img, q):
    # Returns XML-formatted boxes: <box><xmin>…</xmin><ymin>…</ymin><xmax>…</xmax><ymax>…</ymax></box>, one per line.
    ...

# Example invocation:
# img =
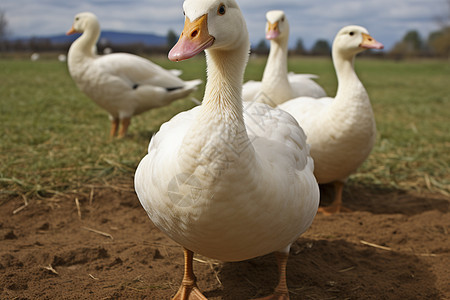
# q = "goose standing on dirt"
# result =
<box><xmin>279</xmin><ymin>25</ymin><xmax>384</xmax><ymax>215</ymax></box>
<box><xmin>242</xmin><ymin>10</ymin><xmax>326</xmax><ymax>106</ymax></box>
<box><xmin>134</xmin><ymin>0</ymin><xmax>319</xmax><ymax>298</ymax></box>
<box><xmin>66</xmin><ymin>12</ymin><xmax>202</xmax><ymax>138</ymax></box>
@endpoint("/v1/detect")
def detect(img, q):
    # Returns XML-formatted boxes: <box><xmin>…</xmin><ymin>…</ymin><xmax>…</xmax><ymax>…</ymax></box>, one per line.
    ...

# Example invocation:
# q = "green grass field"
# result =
<box><xmin>1</xmin><ymin>55</ymin><xmax>449</xmax><ymax>204</ymax></box>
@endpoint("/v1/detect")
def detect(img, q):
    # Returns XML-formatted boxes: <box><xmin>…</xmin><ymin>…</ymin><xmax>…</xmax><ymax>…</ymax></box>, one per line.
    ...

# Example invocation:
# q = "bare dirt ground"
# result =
<box><xmin>1</xmin><ymin>182</ymin><xmax>449</xmax><ymax>299</ymax></box>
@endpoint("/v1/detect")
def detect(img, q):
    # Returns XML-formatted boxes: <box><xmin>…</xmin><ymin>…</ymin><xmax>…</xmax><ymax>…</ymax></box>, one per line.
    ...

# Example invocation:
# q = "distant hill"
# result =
<box><xmin>10</xmin><ymin>30</ymin><xmax>168</xmax><ymax>46</ymax></box>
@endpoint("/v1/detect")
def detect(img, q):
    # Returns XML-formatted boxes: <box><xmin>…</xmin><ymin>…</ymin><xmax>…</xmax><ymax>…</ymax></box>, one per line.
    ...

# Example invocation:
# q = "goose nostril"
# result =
<box><xmin>191</xmin><ymin>30</ymin><xmax>198</xmax><ymax>38</ymax></box>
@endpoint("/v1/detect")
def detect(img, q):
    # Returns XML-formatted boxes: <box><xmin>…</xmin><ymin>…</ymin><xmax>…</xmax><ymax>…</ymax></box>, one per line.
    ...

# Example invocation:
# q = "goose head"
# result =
<box><xmin>332</xmin><ymin>25</ymin><xmax>384</xmax><ymax>59</ymax></box>
<box><xmin>66</xmin><ymin>12</ymin><xmax>100</xmax><ymax>35</ymax></box>
<box><xmin>265</xmin><ymin>10</ymin><xmax>289</xmax><ymax>41</ymax></box>
<box><xmin>168</xmin><ymin>0</ymin><xmax>248</xmax><ymax>61</ymax></box>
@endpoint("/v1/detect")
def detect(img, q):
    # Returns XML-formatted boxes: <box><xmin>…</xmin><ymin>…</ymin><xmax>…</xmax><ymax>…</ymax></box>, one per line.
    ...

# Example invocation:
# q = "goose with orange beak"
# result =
<box><xmin>242</xmin><ymin>10</ymin><xmax>327</xmax><ymax>106</ymax></box>
<box><xmin>65</xmin><ymin>12</ymin><xmax>201</xmax><ymax>138</ymax></box>
<box><xmin>135</xmin><ymin>0</ymin><xmax>319</xmax><ymax>299</ymax></box>
<box><xmin>279</xmin><ymin>25</ymin><xmax>384</xmax><ymax>215</ymax></box>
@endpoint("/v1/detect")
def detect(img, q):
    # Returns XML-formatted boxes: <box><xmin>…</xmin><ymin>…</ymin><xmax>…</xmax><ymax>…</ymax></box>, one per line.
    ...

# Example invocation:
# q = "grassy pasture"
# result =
<box><xmin>0</xmin><ymin>55</ymin><xmax>449</xmax><ymax>204</ymax></box>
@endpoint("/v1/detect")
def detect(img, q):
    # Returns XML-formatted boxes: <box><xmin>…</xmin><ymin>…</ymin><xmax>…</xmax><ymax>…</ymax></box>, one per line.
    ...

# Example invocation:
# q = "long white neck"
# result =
<box><xmin>260</xmin><ymin>36</ymin><xmax>292</xmax><ymax>106</ymax></box>
<box><xmin>262</xmin><ymin>37</ymin><xmax>289</xmax><ymax>82</ymax></box>
<box><xmin>327</xmin><ymin>46</ymin><xmax>375</xmax><ymax>143</ymax></box>
<box><xmin>199</xmin><ymin>41</ymin><xmax>250</xmax><ymax>127</ymax></box>
<box><xmin>68</xmin><ymin>23</ymin><xmax>100</xmax><ymax>60</ymax></box>
<box><xmin>332</xmin><ymin>48</ymin><xmax>367</xmax><ymax>104</ymax></box>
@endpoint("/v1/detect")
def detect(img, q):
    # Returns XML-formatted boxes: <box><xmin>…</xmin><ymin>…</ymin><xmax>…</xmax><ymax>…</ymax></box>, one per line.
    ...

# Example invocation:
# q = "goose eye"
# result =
<box><xmin>75</xmin><ymin>17</ymin><xmax>80</xmax><ymax>21</ymax></box>
<box><xmin>217</xmin><ymin>4</ymin><xmax>226</xmax><ymax>15</ymax></box>
<box><xmin>281</xmin><ymin>17</ymin><xmax>285</xmax><ymax>22</ymax></box>
<box><xmin>349</xmin><ymin>32</ymin><xmax>354</xmax><ymax>36</ymax></box>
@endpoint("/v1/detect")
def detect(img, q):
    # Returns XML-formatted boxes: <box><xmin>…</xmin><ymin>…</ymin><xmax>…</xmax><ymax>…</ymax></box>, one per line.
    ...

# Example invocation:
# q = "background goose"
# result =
<box><xmin>242</xmin><ymin>10</ymin><xmax>326</xmax><ymax>107</ymax></box>
<box><xmin>66</xmin><ymin>12</ymin><xmax>201</xmax><ymax>138</ymax></box>
<box><xmin>134</xmin><ymin>0</ymin><xmax>319</xmax><ymax>298</ymax></box>
<box><xmin>279</xmin><ymin>25</ymin><xmax>384</xmax><ymax>215</ymax></box>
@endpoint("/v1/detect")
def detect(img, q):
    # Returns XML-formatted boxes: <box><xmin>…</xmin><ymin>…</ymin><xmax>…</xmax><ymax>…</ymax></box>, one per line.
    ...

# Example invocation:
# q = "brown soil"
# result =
<box><xmin>1</xmin><ymin>182</ymin><xmax>449</xmax><ymax>300</ymax></box>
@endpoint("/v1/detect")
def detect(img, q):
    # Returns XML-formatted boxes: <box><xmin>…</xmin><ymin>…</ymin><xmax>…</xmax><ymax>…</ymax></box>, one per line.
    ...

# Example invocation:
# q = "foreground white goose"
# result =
<box><xmin>242</xmin><ymin>10</ymin><xmax>326</xmax><ymax>107</ymax></box>
<box><xmin>134</xmin><ymin>0</ymin><xmax>319</xmax><ymax>298</ymax></box>
<box><xmin>279</xmin><ymin>25</ymin><xmax>384</xmax><ymax>215</ymax></box>
<box><xmin>66</xmin><ymin>12</ymin><xmax>201</xmax><ymax>138</ymax></box>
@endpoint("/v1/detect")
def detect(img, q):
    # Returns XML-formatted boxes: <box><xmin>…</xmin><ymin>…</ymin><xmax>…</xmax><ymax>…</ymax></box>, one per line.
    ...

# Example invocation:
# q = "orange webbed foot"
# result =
<box><xmin>172</xmin><ymin>284</ymin><xmax>207</xmax><ymax>300</ymax></box>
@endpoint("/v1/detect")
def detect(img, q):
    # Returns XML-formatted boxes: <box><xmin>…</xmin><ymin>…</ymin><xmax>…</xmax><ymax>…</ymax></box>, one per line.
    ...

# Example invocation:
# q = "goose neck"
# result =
<box><xmin>332</xmin><ymin>50</ymin><xmax>364</xmax><ymax>100</ymax></box>
<box><xmin>200</xmin><ymin>44</ymin><xmax>249</xmax><ymax>125</ymax></box>
<box><xmin>71</xmin><ymin>25</ymin><xmax>100</xmax><ymax>57</ymax></box>
<box><xmin>263</xmin><ymin>38</ymin><xmax>288</xmax><ymax>80</ymax></box>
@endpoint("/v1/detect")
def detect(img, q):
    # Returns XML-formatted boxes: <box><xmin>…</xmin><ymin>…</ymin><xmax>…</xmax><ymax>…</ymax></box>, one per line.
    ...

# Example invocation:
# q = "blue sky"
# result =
<box><xmin>1</xmin><ymin>0</ymin><xmax>447</xmax><ymax>50</ymax></box>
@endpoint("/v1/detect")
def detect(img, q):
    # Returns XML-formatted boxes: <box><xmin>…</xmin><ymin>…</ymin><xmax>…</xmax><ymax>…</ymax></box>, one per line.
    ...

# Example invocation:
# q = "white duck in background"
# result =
<box><xmin>134</xmin><ymin>0</ymin><xmax>319</xmax><ymax>299</ymax></box>
<box><xmin>66</xmin><ymin>12</ymin><xmax>202</xmax><ymax>138</ymax></box>
<box><xmin>279</xmin><ymin>25</ymin><xmax>384</xmax><ymax>215</ymax></box>
<box><xmin>242</xmin><ymin>10</ymin><xmax>326</xmax><ymax>107</ymax></box>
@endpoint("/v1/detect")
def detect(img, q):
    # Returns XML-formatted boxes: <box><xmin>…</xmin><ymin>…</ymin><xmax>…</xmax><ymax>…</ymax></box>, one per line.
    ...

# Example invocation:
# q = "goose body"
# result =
<box><xmin>136</xmin><ymin>101</ymin><xmax>318</xmax><ymax>261</ymax></box>
<box><xmin>279</xmin><ymin>25</ymin><xmax>384</xmax><ymax>214</ymax></box>
<box><xmin>135</xmin><ymin>0</ymin><xmax>319</xmax><ymax>298</ymax></box>
<box><xmin>66</xmin><ymin>12</ymin><xmax>201</xmax><ymax>137</ymax></box>
<box><xmin>243</xmin><ymin>10</ymin><xmax>326</xmax><ymax>107</ymax></box>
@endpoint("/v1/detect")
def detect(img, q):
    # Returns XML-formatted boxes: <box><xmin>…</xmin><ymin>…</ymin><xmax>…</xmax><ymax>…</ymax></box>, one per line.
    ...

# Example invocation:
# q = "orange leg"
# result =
<box><xmin>172</xmin><ymin>248</ymin><xmax>207</xmax><ymax>300</ymax></box>
<box><xmin>254</xmin><ymin>252</ymin><xmax>290</xmax><ymax>300</ymax></box>
<box><xmin>110</xmin><ymin>118</ymin><xmax>119</xmax><ymax>138</ymax></box>
<box><xmin>117</xmin><ymin>117</ymin><xmax>131</xmax><ymax>138</ymax></box>
<box><xmin>318</xmin><ymin>181</ymin><xmax>351</xmax><ymax>215</ymax></box>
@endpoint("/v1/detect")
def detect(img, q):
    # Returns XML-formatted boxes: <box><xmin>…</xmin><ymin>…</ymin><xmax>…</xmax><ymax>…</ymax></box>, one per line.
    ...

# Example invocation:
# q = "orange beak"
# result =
<box><xmin>66</xmin><ymin>26</ymin><xmax>77</xmax><ymax>36</ymax></box>
<box><xmin>360</xmin><ymin>33</ymin><xmax>384</xmax><ymax>50</ymax></box>
<box><xmin>266</xmin><ymin>21</ymin><xmax>280</xmax><ymax>40</ymax></box>
<box><xmin>168</xmin><ymin>14</ymin><xmax>215</xmax><ymax>62</ymax></box>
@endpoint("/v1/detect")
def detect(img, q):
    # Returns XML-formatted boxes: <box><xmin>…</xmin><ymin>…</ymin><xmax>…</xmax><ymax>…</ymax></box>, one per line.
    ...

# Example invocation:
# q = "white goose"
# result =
<box><xmin>66</xmin><ymin>12</ymin><xmax>201</xmax><ymax>138</ymax></box>
<box><xmin>134</xmin><ymin>0</ymin><xmax>319</xmax><ymax>299</ymax></box>
<box><xmin>242</xmin><ymin>10</ymin><xmax>326</xmax><ymax>107</ymax></box>
<box><xmin>279</xmin><ymin>25</ymin><xmax>384</xmax><ymax>215</ymax></box>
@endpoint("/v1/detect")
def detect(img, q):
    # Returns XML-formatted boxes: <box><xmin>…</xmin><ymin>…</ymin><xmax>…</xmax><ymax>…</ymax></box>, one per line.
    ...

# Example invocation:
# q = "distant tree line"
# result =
<box><xmin>389</xmin><ymin>28</ymin><xmax>450</xmax><ymax>59</ymax></box>
<box><xmin>0</xmin><ymin>36</ymin><xmax>172</xmax><ymax>56</ymax></box>
<box><xmin>252</xmin><ymin>27</ymin><xmax>450</xmax><ymax>59</ymax></box>
<box><xmin>2</xmin><ymin>30</ymin><xmax>448</xmax><ymax>59</ymax></box>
